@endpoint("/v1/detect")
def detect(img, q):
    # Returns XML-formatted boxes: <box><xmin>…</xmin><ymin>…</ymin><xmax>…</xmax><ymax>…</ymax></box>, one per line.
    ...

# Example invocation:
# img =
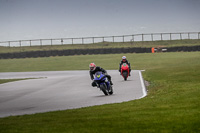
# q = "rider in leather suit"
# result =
<box><xmin>119</xmin><ymin>56</ymin><xmax>131</xmax><ymax>76</ymax></box>
<box><xmin>89</xmin><ymin>63</ymin><xmax>113</xmax><ymax>87</ymax></box>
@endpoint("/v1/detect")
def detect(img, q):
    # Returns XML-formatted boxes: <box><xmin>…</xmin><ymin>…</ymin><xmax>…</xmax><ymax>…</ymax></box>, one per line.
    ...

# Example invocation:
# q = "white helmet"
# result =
<box><xmin>122</xmin><ymin>56</ymin><xmax>126</xmax><ymax>60</ymax></box>
<box><xmin>89</xmin><ymin>63</ymin><xmax>96</xmax><ymax>71</ymax></box>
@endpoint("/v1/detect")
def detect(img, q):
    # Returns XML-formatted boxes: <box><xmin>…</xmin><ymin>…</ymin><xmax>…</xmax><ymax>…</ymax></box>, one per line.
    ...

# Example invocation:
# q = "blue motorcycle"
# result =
<box><xmin>94</xmin><ymin>71</ymin><xmax>113</xmax><ymax>95</ymax></box>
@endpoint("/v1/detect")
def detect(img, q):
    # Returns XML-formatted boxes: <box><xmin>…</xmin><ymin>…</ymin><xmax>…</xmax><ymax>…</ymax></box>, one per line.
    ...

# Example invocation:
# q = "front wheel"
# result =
<box><xmin>122</xmin><ymin>71</ymin><xmax>128</xmax><ymax>81</ymax></box>
<box><xmin>100</xmin><ymin>83</ymin><xmax>108</xmax><ymax>95</ymax></box>
<box><xmin>124</xmin><ymin>77</ymin><xmax>127</xmax><ymax>81</ymax></box>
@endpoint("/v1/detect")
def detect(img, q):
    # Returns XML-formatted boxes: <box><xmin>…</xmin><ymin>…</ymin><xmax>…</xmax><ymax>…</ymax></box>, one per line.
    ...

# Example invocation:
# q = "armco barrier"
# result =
<box><xmin>1</xmin><ymin>32</ymin><xmax>199</xmax><ymax>47</ymax></box>
<box><xmin>0</xmin><ymin>46</ymin><xmax>199</xmax><ymax>59</ymax></box>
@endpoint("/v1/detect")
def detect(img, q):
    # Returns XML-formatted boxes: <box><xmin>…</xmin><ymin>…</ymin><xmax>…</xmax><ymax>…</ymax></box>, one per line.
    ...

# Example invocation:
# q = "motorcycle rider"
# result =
<box><xmin>119</xmin><ymin>56</ymin><xmax>131</xmax><ymax>76</ymax></box>
<box><xmin>89</xmin><ymin>63</ymin><xmax>113</xmax><ymax>87</ymax></box>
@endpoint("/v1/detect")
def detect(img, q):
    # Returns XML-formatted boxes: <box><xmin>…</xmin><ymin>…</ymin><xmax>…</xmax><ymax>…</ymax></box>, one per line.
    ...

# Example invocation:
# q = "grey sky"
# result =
<box><xmin>0</xmin><ymin>0</ymin><xmax>200</xmax><ymax>41</ymax></box>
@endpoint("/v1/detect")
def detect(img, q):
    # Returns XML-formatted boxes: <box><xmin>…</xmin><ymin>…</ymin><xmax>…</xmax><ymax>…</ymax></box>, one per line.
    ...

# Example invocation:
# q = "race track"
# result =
<box><xmin>0</xmin><ymin>70</ymin><xmax>146</xmax><ymax>118</ymax></box>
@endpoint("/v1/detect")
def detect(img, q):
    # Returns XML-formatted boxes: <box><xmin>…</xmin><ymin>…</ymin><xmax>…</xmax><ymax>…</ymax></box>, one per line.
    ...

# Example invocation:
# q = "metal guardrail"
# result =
<box><xmin>0</xmin><ymin>32</ymin><xmax>199</xmax><ymax>47</ymax></box>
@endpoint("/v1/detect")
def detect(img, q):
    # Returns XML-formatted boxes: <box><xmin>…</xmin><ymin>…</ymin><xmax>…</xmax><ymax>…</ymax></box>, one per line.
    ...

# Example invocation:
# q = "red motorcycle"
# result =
<box><xmin>121</xmin><ymin>63</ymin><xmax>130</xmax><ymax>81</ymax></box>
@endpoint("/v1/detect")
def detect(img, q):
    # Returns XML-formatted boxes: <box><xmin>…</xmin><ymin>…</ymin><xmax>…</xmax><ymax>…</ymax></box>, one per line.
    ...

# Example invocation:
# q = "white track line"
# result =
<box><xmin>138</xmin><ymin>70</ymin><xmax>147</xmax><ymax>99</ymax></box>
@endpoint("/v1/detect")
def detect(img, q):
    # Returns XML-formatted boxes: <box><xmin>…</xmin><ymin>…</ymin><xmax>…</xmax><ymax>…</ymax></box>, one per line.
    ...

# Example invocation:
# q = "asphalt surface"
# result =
<box><xmin>0</xmin><ymin>70</ymin><xmax>146</xmax><ymax>118</ymax></box>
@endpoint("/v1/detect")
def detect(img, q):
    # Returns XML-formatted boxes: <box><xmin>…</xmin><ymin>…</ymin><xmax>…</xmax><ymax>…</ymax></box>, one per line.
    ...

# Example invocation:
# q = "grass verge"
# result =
<box><xmin>0</xmin><ymin>78</ymin><xmax>38</xmax><ymax>84</ymax></box>
<box><xmin>0</xmin><ymin>52</ymin><xmax>200</xmax><ymax>132</ymax></box>
<box><xmin>0</xmin><ymin>79</ymin><xmax>25</xmax><ymax>84</ymax></box>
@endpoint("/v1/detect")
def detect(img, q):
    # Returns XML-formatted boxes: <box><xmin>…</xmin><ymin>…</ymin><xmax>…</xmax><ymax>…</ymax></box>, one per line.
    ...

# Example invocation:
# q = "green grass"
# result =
<box><xmin>0</xmin><ymin>52</ymin><xmax>200</xmax><ymax>132</ymax></box>
<box><xmin>0</xmin><ymin>79</ymin><xmax>25</xmax><ymax>84</ymax></box>
<box><xmin>0</xmin><ymin>39</ymin><xmax>200</xmax><ymax>53</ymax></box>
<box><xmin>0</xmin><ymin>78</ymin><xmax>38</xmax><ymax>84</ymax></box>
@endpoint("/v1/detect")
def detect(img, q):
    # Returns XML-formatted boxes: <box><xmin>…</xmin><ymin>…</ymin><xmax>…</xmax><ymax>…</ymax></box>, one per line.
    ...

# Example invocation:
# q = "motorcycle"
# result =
<box><xmin>94</xmin><ymin>71</ymin><xmax>113</xmax><ymax>95</ymax></box>
<box><xmin>121</xmin><ymin>63</ymin><xmax>130</xmax><ymax>81</ymax></box>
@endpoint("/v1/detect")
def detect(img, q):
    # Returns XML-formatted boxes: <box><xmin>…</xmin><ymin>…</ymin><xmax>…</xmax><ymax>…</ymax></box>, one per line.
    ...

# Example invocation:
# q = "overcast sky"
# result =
<box><xmin>0</xmin><ymin>0</ymin><xmax>200</xmax><ymax>41</ymax></box>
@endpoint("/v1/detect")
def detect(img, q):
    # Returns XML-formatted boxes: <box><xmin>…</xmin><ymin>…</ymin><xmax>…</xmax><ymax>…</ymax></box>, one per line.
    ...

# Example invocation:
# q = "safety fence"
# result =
<box><xmin>0</xmin><ymin>32</ymin><xmax>199</xmax><ymax>47</ymax></box>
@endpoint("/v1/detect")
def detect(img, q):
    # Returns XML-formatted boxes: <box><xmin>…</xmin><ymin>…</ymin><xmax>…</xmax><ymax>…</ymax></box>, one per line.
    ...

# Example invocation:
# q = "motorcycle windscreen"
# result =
<box><xmin>94</xmin><ymin>72</ymin><xmax>106</xmax><ymax>84</ymax></box>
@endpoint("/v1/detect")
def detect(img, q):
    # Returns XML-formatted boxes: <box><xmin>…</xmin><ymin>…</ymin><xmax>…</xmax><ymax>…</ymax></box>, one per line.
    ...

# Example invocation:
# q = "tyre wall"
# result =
<box><xmin>0</xmin><ymin>46</ymin><xmax>200</xmax><ymax>59</ymax></box>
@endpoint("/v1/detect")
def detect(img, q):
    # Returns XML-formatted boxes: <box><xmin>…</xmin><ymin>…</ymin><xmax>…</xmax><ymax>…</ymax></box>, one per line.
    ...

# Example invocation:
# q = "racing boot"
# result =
<box><xmin>110</xmin><ymin>80</ymin><xmax>113</xmax><ymax>85</ymax></box>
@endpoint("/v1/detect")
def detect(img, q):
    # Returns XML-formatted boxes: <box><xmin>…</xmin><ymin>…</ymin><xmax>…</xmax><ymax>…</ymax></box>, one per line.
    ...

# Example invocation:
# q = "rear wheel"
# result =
<box><xmin>108</xmin><ymin>85</ymin><xmax>113</xmax><ymax>95</ymax></box>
